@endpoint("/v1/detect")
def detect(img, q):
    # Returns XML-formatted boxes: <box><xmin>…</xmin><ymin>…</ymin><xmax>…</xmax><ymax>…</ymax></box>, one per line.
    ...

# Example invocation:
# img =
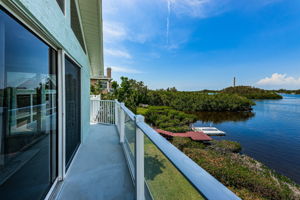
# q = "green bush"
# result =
<box><xmin>183</xmin><ymin>148</ymin><xmax>299</xmax><ymax>200</ymax></box>
<box><xmin>143</xmin><ymin>106</ymin><xmax>197</xmax><ymax>132</ymax></box>
<box><xmin>209</xmin><ymin>140</ymin><xmax>242</xmax><ymax>153</ymax></box>
<box><xmin>171</xmin><ymin>137</ymin><xmax>206</xmax><ymax>151</ymax></box>
<box><xmin>169</xmin><ymin>137</ymin><xmax>300</xmax><ymax>199</ymax></box>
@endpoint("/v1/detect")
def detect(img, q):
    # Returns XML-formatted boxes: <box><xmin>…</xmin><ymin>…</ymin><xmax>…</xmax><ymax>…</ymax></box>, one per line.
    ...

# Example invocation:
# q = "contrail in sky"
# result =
<box><xmin>166</xmin><ymin>0</ymin><xmax>171</xmax><ymax>45</ymax></box>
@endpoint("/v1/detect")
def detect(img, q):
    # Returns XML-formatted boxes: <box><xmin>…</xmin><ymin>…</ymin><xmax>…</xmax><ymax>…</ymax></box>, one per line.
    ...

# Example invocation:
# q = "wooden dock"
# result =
<box><xmin>155</xmin><ymin>129</ymin><xmax>212</xmax><ymax>141</ymax></box>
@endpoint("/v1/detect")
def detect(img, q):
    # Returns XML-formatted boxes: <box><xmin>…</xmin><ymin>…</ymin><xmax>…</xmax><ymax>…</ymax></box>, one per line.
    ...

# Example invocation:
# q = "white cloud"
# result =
<box><xmin>103</xmin><ymin>22</ymin><xmax>127</xmax><ymax>43</ymax></box>
<box><xmin>166</xmin><ymin>0</ymin><xmax>281</xmax><ymax>18</ymax></box>
<box><xmin>256</xmin><ymin>73</ymin><xmax>300</xmax><ymax>89</ymax></box>
<box><xmin>108</xmin><ymin>66</ymin><xmax>142</xmax><ymax>74</ymax></box>
<box><xmin>167</xmin><ymin>0</ymin><xmax>230</xmax><ymax>18</ymax></box>
<box><xmin>104</xmin><ymin>49</ymin><xmax>132</xmax><ymax>59</ymax></box>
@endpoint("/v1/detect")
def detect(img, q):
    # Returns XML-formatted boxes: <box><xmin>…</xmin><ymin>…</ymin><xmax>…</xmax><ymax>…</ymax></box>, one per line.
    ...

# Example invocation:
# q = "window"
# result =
<box><xmin>99</xmin><ymin>80</ymin><xmax>108</xmax><ymax>90</ymax></box>
<box><xmin>0</xmin><ymin>8</ymin><xmax>57</xmax><ymax>200</ymax></box>
<box><xmin>56</xmin><ymin>0</ymin><xmax>65</xmax><ymax>14</ymax></box>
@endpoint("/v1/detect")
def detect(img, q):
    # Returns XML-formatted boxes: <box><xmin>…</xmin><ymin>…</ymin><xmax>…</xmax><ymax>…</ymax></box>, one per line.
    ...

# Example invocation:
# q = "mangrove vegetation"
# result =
<box><xmin>137</xmin><ymin>106</ymin><xmax>197</xmax><ymax>132</ymax></box>
<box><xmin>221</xmin><ymin>86</ymin><xmax>283</xmax><ymax>99</ymax></box>
<box><xmin>147</xmin><ymin>90</ymin><xmax>255</xmax><ymax>112</ymax></box>
<box><xmin>98</xmin><ymin>77</ymin><xmax>290</xmax><ymax>113</ymax></box>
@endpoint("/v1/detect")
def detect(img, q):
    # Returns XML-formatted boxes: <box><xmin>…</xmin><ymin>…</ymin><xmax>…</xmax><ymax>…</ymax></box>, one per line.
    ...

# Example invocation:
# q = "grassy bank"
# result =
<box><xmin>171</xmin><ymin>138</ymin><xmax>300</xmax><ymax>200</ymax></box>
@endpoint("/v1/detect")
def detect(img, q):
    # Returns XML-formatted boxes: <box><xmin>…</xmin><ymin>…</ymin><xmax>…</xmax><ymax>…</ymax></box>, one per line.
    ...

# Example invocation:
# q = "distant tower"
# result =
<box><xmin>233</xmin><ymin>77</ymin><xmax>236</xmax><ymax>87</ymax></box>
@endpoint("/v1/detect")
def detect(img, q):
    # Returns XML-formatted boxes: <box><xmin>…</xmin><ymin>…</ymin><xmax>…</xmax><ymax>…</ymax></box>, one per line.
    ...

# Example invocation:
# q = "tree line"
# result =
<box><xmin>271</xmin><ymin>89</ymin><xmax>300</xmax><ymax>94</ymax></box>
<box><xmin>100</xmin><ymin>77</ymin><xmax>258</xmax><ymax>112</ymax></box>
<box><xmin>94</xmin><ymin>77</ymin><xmax>300</xmax><ymax>113</ymax></box>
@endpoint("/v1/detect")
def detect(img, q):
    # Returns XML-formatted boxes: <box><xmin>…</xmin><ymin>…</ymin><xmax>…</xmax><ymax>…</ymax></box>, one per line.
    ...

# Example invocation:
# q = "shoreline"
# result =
<box><xmin>169</xmin><ymin>137</ymin><xmax>300</xmax><ymax>200</ymax></box>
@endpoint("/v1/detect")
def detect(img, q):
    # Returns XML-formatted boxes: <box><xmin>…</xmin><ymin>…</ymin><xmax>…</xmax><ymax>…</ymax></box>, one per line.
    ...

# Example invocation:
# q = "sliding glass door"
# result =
<box><xmin>0</xmin><ymin>8</ymin><xmax>57</xmax><ymax>200</ymax></box>
<box><xmin>65</xmin><ymin>57</ymin><xmax>81</xmax><ymax>169</ymax></box>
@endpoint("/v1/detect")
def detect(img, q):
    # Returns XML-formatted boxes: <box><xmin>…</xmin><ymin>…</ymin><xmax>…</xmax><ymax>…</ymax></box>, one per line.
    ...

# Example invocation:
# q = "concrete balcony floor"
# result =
<box><xmin>56</xmin><ymin>124</ymin><xmax>134</xmax><ymax>200</ymax></box>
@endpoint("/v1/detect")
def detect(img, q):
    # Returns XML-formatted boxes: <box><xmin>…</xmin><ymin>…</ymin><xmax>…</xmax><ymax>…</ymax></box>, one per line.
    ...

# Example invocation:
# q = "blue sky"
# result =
<box><xmin>103</xmin><ymin>0</ymin><xmax>300</xmax><ymax>90</ymax></box>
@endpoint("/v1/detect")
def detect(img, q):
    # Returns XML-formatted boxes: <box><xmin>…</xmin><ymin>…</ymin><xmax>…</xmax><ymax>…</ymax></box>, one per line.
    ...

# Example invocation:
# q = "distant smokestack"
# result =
<box><xmin>233</xmin><ymin>77</ymin><xmax>236</xmax><ymax>87</ymax></box>
<box><xmin>107</xmin><ymin>67</ymin><xmax>112</xmax><ymax>78</ymax></box>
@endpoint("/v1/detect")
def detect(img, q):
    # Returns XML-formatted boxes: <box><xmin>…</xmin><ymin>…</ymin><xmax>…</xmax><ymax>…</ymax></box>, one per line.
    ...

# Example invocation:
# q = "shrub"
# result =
<box><xmin>143</xmin><ymin>106</ymin><xmax>197</xmax><ymax>132</ymax></box>
<box><xmin>209</xmin><ymin>140</ymin><xmax>242</xmax><ymax>153</ymax></box>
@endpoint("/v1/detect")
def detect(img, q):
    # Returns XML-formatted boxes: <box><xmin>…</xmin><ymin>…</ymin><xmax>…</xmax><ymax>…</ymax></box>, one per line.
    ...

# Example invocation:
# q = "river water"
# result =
<box><xmin>193</xmin><ymin>94</ymin><xmax>300</xmax><ymax>184</ymax></box>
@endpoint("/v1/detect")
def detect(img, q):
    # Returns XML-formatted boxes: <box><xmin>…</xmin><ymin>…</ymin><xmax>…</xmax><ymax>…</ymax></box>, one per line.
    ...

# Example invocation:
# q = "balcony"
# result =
<box><xmin>55</xmin><ymin>99</ymin><xmax>241</xmax><ymax>200</ymax></box>
<box><xmin>56</xmin><ymin>123</ymin><xmax>134</xmax><ymax>200</ymax></box>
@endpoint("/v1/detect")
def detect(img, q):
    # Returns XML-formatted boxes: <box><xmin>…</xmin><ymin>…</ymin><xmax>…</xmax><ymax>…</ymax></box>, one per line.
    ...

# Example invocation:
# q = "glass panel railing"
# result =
<box><xmin>124</xmin><ymin>112</ymin><xmax>136</xmax><ymax>172</ymax></box>
<box><xmin>144</xmin><ymin>135</ymin><xmax>205</xmax><ymax>200</ymax></box>
<box><xmin>118</xmin><ymin>103</ymin><xmax>240</xmax><ymax>200</ymax></box>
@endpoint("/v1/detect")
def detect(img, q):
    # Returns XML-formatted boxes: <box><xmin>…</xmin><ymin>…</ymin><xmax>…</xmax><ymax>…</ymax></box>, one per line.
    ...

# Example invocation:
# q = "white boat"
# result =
<box><xmin>192</xmin><ymin>126</ymin><xmax>225</xmax><ymax>136</ymax></box>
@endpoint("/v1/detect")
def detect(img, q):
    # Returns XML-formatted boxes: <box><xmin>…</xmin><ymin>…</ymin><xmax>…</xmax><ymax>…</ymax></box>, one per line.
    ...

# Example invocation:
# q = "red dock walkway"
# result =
<box><xmin>155</xmin><ymin>129</ymin><xmax>212</xmax><ymax>141</ymax></box>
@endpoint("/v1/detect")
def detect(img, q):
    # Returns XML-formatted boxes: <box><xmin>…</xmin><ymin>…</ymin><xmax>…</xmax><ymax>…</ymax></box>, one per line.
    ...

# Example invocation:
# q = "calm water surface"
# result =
<box><xmin>193</xmin><ymin>94</ymin><xmax>300</xmax><ymax>184</ymax></box>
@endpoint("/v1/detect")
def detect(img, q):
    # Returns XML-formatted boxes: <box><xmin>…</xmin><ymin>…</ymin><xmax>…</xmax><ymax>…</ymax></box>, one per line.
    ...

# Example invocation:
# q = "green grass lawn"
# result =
<box><xmin>144</xmin><ymin>136</ymin><xmax>204</xmax><ymax>200</ymax></box>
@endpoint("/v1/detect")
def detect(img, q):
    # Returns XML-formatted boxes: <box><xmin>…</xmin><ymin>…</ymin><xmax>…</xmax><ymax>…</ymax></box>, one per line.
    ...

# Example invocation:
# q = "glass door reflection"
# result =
<box><xmin>0</xmin><ymin>8</ymin><xmax>57</xmax><ymax>200</ymax></box>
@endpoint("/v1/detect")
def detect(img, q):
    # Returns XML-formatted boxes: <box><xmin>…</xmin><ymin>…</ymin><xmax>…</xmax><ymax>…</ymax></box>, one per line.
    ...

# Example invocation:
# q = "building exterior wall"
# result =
<box><xmin>9</xmin><ymin>0</ymin><xmax>91</xmax><ymax>140</ymax></box>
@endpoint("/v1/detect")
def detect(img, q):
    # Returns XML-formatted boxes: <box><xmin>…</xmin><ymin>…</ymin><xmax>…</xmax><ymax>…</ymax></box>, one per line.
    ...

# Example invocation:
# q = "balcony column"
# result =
<box><xmin>120</xmin><ymin>103</ymin><xmax>125</xmax><ymax>143</ymax></box>
<box><xmin>135</xmin><ymin>115</ymin><xmax>145</xmax><ymax>200</ymax></box>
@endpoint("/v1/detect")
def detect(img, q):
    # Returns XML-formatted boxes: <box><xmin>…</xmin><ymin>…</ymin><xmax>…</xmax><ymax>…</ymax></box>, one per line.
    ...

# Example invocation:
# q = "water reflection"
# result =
<box><xmin>192</xmin><ymin>111</ymin><xmax>255</xmax><ymax>124</ymax></box>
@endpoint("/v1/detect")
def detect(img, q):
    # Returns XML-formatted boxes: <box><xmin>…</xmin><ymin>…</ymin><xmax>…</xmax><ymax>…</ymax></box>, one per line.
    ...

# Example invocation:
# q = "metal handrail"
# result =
<box><xmin>120</xmin><ymin>103</ymin><xmax>135</xmax><ymax>120</ymax></box>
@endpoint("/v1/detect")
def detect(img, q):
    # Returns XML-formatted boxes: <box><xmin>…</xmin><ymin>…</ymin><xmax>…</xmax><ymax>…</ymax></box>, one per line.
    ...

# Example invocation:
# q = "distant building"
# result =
<box><xmin>90</xmin><ymin>67</ymin><xmax>113</xmax><ymax>93</ymax></box>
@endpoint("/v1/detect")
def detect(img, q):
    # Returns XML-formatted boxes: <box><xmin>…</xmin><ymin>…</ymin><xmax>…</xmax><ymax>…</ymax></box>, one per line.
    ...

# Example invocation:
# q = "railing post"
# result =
<box><xmin>135</xmin><ymin>115</ymin><xmax>145</xmax><ymax>200</ymax></box>
<box><xmin>114</xmin><ymin>99</ymin><xmax>118</xmax><ymax>126</ymax></box>
<box><xmin>120</xmin><ymin>103</ymin><xmax>125</xmax><ymax>143</ymax></box>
